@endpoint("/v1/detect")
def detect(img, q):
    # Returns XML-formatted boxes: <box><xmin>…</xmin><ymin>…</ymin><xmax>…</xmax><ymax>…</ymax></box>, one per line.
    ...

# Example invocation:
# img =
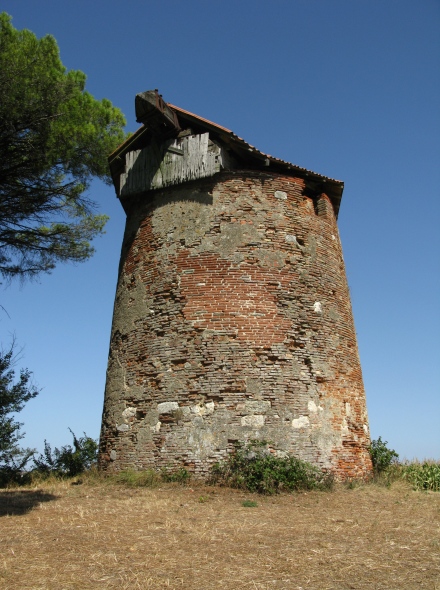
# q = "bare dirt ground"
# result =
<box><xmin>0</xmin><ymin>479</ymin><xmax>439</xmax><ymax>590</ymax></box>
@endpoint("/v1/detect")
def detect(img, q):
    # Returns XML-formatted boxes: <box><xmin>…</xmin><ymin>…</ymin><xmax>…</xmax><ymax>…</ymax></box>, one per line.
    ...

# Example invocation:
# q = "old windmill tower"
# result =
<box><xmin>99</xmin><ymin>90</ymin><xmax>372</xmax><ymax>479</ymax></box>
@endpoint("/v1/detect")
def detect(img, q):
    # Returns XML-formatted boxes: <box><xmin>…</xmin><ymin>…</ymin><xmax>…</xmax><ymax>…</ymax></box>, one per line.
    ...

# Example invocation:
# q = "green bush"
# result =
<box><xmin>369</xmin><ymin>437</ymin><xmax>399</xmax><ymax>474</ymax></box>
<box><xmin>210</xmin><ymin>441</ymin><xmax>333</xmax><ymax>495</ymax></box>
<box><xmin>403</xmin><ymin>461</ymin><xmax>440</xmax><ymax>492</ymax></box>
<box><xmin>33</xmin><ymin>429</ymin><xmax>98</xmax><ymax>477</ymax></box>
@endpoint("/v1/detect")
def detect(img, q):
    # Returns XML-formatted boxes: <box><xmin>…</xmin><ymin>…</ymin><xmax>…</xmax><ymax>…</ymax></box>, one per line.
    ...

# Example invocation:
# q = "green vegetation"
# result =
<box><xmin>33</xmin><ymin>429</ymin><xmax>98</xmax><ymax>477</ymax></box>
<box><xmin>403</xmin><ymin>461</ymin><xmax>440</xmax><ymax>492</ymax></box>
<box><xmin>0</xmin><ymin>344</ymin><xmax>39</xmax><ymax>485</ymax></box>
<box><xmin>209</xmin><ymin>441</ymin><xmax>333</xmax><ymax>494</ymax></box>
<box><xmin>242</xmin><ymin>499</ymin><xmax>258</xmax><ymax>507</ymax></box>
<box><xmin>0</xmin><ymin>13</ymin><xmax>127</xmax><ymax>281</ymax></box>
<box><xmin>369</xmin><ymin>461</ymin><xmax>440</xmax><ymax>492</ymax></box>
<box><xmin>369</xmin><ymin>436</ymin><xmax>399</xmax><ymax>474</ymax></box>
<box><xmin>115</xmin><ymin>467</ymin><xmax>191</xmax><ymax>488</ymax></box>
<box><xmin>368</xmin><ymin>438</ymin><xmax>440</xmax><ymax>492</ymax></box>
<box><xmin>2</xmin><ymin>427</ymin><xmax>438</xmax><ymax>495</ymax></box>
<box><xmin>0</xmin><ymin>342</ymin><xmax>99</xmax><ymax>487</ymax></box>
<box><xmin>0</xmin><ymin>12</ymin><xmax>126</xmax><ymax>486</ymax></box>
<box><xmin>160</xmin><ymin>467</ymin><xmax>191</xmax><ymax>484</ymax></box>
<box><xmin>115</xmin><ymin>469</ymin><xmax>161</xmax><ymax>488</ymax></box>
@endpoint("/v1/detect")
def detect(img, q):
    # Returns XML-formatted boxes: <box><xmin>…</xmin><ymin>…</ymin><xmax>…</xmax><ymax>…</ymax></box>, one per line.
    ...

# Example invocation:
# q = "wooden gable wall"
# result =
<box><xmin>119</xmin><ymin>132</ymin><xmax>230</xmax><ymax>198</ymax></box>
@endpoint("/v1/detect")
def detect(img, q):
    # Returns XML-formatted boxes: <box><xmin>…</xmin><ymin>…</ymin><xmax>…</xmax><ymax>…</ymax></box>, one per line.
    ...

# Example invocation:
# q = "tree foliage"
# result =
<box><xmin>0</xmin><ymin>13</ymin><xmax>127</xmax><ymax>281</ymax></box>
<box><xmin>0</xmin><ymin>343</ymin><xmax>39</xmax><ymax>479</ymax></box>
<box><xmin>33</xmin><ymin>429</ymin><xmax>98</xmax><ymax>477</ymax></box>
<box><xmin>369</xmin><ymin>437</ymin><xmax>399</xmax><ymax>474</ymax></box>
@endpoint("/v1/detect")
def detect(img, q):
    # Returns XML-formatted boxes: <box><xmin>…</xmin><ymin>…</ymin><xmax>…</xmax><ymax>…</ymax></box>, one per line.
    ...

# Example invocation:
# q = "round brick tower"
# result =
<box><xmin>99</xmin><ymin>91</ymin><xmax>372</xmax><ymax>479</ymax></box>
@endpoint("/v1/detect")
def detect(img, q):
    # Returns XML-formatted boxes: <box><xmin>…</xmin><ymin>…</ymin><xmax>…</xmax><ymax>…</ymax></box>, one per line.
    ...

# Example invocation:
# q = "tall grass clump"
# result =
<box><xmin>115</xmin><ymin>467</ymin><xmax>190</xmax><ymax>488</ymax></box>
<box><xmin>115</xmin><ymin>469</ymin><xmax>161</xmax><ymax>487</ymax></box>
<box><xmin>210</xmin><ymin>441</ymin><xmax>333</xmax><ymax>494</ymax></box>
<box><xmin>403</xmin><ymin>461</ymin><xmax>440</xmax><ymax>492</ymax></box>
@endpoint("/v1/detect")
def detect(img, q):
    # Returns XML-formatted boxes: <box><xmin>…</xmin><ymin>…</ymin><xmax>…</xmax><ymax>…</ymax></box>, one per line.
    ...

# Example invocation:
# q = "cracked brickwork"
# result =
<box><xmin>99</xmin><ymin>171</ymin><xmax>372</xmax><ymax>479</ymax></box>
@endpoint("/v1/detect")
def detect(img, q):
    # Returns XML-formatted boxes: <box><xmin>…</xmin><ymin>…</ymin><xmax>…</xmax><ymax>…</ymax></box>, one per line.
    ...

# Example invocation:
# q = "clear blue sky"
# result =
<box><xmin>1</xmin><ymin>0</ymin><xmax>439</xmax><ymax>461</ymax></box>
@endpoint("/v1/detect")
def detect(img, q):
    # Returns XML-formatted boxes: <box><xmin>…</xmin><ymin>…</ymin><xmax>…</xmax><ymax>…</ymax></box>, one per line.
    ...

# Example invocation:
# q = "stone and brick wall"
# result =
<box><xmin>99</xmin><ymin>170</ymin><xmax>372</xmax><ymax>479</ymax></box>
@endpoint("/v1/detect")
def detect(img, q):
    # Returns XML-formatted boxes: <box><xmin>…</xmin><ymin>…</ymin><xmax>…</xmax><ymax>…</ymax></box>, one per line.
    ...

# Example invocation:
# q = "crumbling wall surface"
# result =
<box><xmin>99</xmin><ymin>171</ymin><xmax>372</xmax><ymax>479</ymax></box>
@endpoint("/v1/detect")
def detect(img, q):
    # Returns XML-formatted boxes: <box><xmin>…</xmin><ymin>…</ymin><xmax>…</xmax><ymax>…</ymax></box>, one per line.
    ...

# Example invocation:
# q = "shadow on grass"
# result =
<box><xmin>0</xmin><ymin>490</ymin><xmax>59</xmax><ymax>516</ymax></box>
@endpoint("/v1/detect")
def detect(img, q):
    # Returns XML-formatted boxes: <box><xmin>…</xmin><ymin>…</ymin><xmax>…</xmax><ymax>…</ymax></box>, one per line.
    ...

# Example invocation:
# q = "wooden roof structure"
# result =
<box><xmin>109</xmin><ymin>90</ymin><xmax>344</xmax><ymax>216</ymax></box>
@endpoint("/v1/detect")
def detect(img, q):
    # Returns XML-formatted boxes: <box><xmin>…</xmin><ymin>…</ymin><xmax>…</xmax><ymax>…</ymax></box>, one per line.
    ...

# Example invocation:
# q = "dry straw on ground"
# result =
<box><xmin>0</xmin><ymin>478</ymin><xmax>439</xmax><ymax>590</ymax></box>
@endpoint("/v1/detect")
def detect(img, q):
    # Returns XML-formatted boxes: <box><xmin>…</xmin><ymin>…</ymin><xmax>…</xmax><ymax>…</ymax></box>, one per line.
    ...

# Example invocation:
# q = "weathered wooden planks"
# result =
<box><xmin>119</xmin><ymin>133</ymin><xmax>226</xmax><ymax>197</ymax></box>
<box><xmin>135</xmin><ymin>90</ymin><xmax>181</xmax><ymax>134</ymax></box>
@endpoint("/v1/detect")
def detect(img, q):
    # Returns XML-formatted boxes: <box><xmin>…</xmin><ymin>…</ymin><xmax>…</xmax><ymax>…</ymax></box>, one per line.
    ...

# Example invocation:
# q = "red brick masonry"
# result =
<box><xmin>100</xmin><ymin>171</ymin><xmax>372</xmax><ymax>479</ymax></box>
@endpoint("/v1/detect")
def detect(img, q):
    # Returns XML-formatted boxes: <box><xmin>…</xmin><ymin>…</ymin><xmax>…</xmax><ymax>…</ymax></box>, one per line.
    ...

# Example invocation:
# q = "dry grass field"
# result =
<box><xmin>0</xmin><ymin>478</ymin><xmax>439</xmax><ymax>590</ymax></box>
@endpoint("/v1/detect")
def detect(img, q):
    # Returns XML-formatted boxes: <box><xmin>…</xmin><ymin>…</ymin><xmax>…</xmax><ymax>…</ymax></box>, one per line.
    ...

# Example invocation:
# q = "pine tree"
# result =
<box><xmin>0</xmin><ymin>343</ymin><xmax>39</xmax><ymax>480</ymax></box>
<box><xmin>0</xmin><ymin>13</ymin><xmax>127</xmax><ymax>281</ymax></box>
